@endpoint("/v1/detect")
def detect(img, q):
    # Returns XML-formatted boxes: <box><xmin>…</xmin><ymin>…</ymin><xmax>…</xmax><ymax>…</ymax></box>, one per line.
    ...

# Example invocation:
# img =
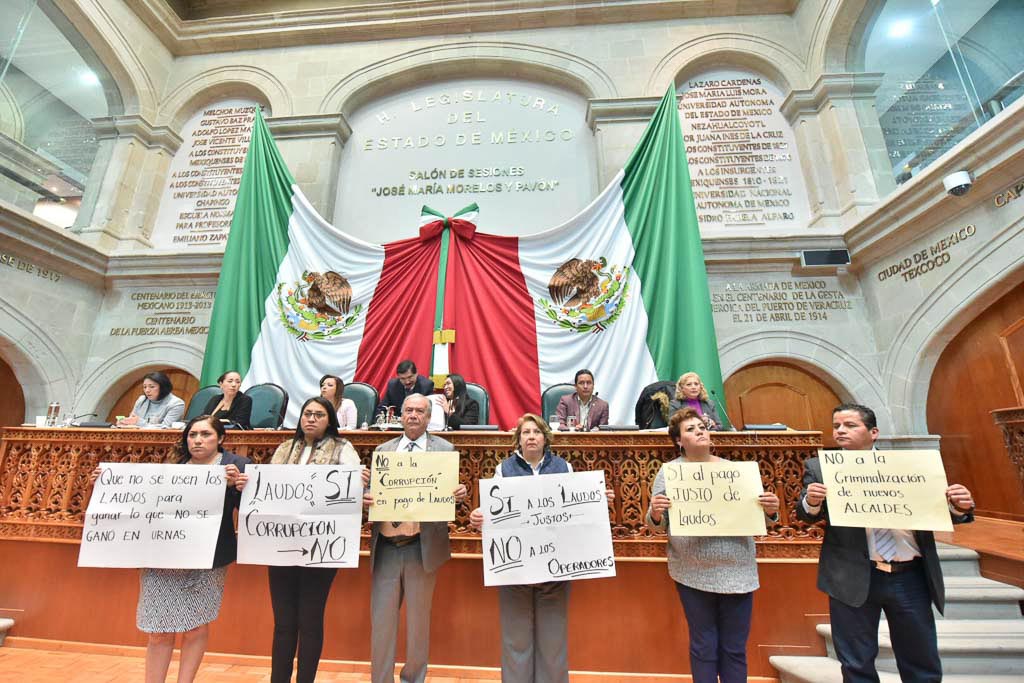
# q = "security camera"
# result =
<box><xmin>943</xmin><ymin>171</ymin><xmax>973</xmax><ymax>197</ymax></box>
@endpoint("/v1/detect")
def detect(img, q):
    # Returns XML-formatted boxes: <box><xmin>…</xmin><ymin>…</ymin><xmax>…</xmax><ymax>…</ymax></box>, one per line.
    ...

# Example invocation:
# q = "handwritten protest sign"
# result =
<box><xmin>818</xmin><ymin>450</ymin><xmax>953</xmax><ymax>531</ymax></box>
<box><xmin>663</xmin><ymin>460</ymin><xmax>767</xmax><ymax>537</ymax></box>
<box><xmin>237</xmin><ymin>464</ymin><xmax>363</xmax><ymax>568</ymax></box>
<box><xmin>79</xmin><ymin>463</ymin><xmax>225</xmax><ymax>568</ymax></box>
<box><xmin>369</xmin><ymin>450</ymin><xmax>460</xmax><ymax>522</ymax></box>
<box><xmin>480</xmin><ymin>471</ymin><xmax>615</xmax><ymax>586</ymax></box>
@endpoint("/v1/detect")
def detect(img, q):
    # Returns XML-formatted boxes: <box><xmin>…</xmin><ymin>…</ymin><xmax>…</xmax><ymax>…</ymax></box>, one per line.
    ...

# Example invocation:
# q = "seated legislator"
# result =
<box><xmin>202</xmin><ymin>370</ymin><xmax>252</xmax><ymax>429</ymax></box>
<box><xmin>90</xmin><ymin>415</ymin><xmax>249</xmax><ymax>683</ymax></box>
<box><xmin>668</xmin><ymin>372</ymin><xmax>728</xmax><ymax>431</ymax></box>
<box><xmin>438</xmin><ymin>373</ymin><xmax>479</xmax><ymax>429</ymax></box>
<box><xmin>554</xmin><ymin>368</ymin><xmax>609</xmax><ymax>431</ymax></box>
<box><xmin>235</xmin><ymin>396</ymin><xmax>361</xmax><ymax>683</ymax></box>
<box><xmin>647</xmin><ymin>408</ymin><xmax>779</xmax><ymax>683</ymax></box>
<box><xmin>470</xmin><ymin>413</ymin><xmax>614</xmax><ymax>683</ymax></box>
<box><xmin>798</xmin><ymin>403</ymin><xmax>975</xmax><ymax>683</ymax></box>
<box><xmin>319</xmin><ymin>374</ymin><xmax>358</xmax><ymax>429</ymax></box>
<box><xmin>117</xmin><ymin>371</ymin><xmax>186</xmax><ymax>429</ymax></box>
<box><xmin>375</xmin><ymin>359</ymin><xmax>435</xmax><ymax>417</ymax></box>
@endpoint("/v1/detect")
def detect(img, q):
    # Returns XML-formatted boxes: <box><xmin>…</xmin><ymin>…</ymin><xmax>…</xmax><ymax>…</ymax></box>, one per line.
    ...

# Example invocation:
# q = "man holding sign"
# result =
<box><xmin>364</xmin><ymin>393</ymin><xmax>467</xmax><ymax>683</ymax></box>
<box><xmin>798</xmin><ymin>404</ymin><xmax>975</xmax><ymax>683</ymax></box>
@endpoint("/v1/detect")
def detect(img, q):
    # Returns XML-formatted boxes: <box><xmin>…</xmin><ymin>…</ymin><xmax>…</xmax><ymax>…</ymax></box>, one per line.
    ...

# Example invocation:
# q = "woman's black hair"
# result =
<box><xmin>176</xmin><ymin>414</ymin><xmax>226</xmax><ymax>463</ymax></box>
<box><xmin>293</xmin><ymin>396</ymin><xmax>341</xmax><ymax>444</ymax></box>
<box><xmin>217</xmin><ymin>370</ymin><xmax>241</xmax><ymax>384</ymax></box>
<box><xmin>447</xmin><ymin>373</ymin><xmax>468</xmax><ymax>402</ymax></box>
<box><xmin>143</xmin><ymin>371</ymin><xmax>173</xmax><ymax>401</ymax></box>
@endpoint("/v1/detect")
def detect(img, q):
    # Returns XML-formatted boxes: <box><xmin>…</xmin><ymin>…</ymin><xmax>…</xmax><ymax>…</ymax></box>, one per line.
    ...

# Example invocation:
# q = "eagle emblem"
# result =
<box><xmin>539</xmin><ymin>257</ymin><xmax>630</xmax><ymax>334</ymax></box>
<box><xmin>276</xmin><ymin>270</ymin><xmax>362</xmax><ymax>341</ymax></box>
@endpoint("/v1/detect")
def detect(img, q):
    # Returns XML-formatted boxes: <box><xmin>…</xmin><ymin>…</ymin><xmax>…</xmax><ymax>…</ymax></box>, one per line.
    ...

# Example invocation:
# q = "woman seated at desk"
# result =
<box><xmin>117</xmin><ymin>371</ymin><xmax>185</xmax><ymax>429</ymax></box>
<box><xmin>202</xmin><ymin>370</ymin><xmax>252</xmax><ymax>429</ymax></box>
<box><xmin>438</xmin><ymin>373</ymin><xmax>479</xmax><ymax>429</ymax></box>
<box><xmin>319</xmin><ymin>374</ymin><xmax>358</xmax><ymax>430</ymax></box>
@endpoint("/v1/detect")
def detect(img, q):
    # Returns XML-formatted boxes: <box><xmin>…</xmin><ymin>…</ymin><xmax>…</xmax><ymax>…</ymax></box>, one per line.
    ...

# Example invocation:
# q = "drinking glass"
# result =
<box><xmin>566</xmin><ymin>415</ymin><xmax>578</xmax><ymax>432</ymax></box>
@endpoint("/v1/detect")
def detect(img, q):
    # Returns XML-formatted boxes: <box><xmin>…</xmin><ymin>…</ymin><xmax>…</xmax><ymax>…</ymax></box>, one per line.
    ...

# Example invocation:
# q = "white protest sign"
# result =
<box><xmin>481</xmin><ymin>470</ymin><xmax>615</xmax><ymax>586</ymax></box>
<box><xmin>663</xmin><ymin>460</ymin><xmax>767</xmax><ymax>537</ymax></box>
<box><xmin>79</xmin><ymin>463</ymin><xmax>225</xmax><ymax>568</ymax></box>
<box><xmin>369</xmin><ymin>450</ymin><xmax>460</xmax><ymax>522</ymax></box>
<box><xmin>818</xmin><ymin>450</ymin><xmax>953</xmax><ymax>531</ymax></box>
<box><xmin>238</xmin><ymin>464</ymin><xmax>364</xmax><ymax>568</ymax></box>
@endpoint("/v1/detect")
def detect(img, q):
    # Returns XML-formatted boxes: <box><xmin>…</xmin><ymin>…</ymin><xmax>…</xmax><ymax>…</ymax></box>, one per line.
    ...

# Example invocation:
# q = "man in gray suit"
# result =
<box><xmin>363</xmin><ymin>393</ymin><xmax>467</xmax><ymax>683</ymax></box>
<box><xmin>798</xmin><ymin>403</ymin><xmax>974</xmax><ymax>682</ymax></box>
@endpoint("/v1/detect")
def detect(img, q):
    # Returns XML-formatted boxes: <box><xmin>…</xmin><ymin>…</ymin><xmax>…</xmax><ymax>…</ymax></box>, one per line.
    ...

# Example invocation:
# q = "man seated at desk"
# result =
<box><xmin>555</xmin><ymin>368</ymin><xmax>609</xmax><ymax>431</ymax></box>
<box><xmin>376</xmin><ymin>359</ymin><xmax>434</xmax><ymax>419</ymax></box>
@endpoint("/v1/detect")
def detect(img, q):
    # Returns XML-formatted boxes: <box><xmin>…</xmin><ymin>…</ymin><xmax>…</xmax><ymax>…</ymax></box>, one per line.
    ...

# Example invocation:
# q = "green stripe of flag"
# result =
<box><xmin>621</xmin><ymin>87</ymin><xmax>729</xmax><ymax>425</ymax></box>
<box><xmin>200</xmin><ymin>108</ymin><xmax>295</xmax><ymax>385</ymax></box>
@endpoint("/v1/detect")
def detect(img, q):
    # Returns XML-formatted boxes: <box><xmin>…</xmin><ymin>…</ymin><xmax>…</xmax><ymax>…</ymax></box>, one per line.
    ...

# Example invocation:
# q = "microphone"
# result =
<box><xmin>73</xmin><ymin>412</ymin><xmax>98</xmax><ymax>420</ymax></box>
<box><xmin>708</xmin><ymin>389</ymin><xmax>735</xmax><ymax>431</ymax></box>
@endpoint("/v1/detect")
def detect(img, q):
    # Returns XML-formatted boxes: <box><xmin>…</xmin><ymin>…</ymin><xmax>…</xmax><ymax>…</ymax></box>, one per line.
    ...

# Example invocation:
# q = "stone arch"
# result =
<box><xmin>41</xmin><ymin>0</ymin><xmax>155</xmax><ymax>117</ymax></box>
<box><xmin>75</xmin><ymin>340</ymin><xmax>205</xmax><ymax>419</ymax></box>
<box><xmin>0</xmin><ymin>300</ymin><xmax>77</xmax><ymax>419</ymax></box>
<box><xmin>157</xmin><ymin>67</ymin><xmax>293</xmax><ymax>130</ymax></box>
<box><xmin>815</xmin><ymin>0</ymin><xmax>874</xmax><ymax>74</ymax></box>
<box><xmin>647</xmin><ymin>35</ymin><xmax>809</xmax><ymax>96</ymax></box>
<box><xmin>320</xmin><ymin>42</ymin><xmax>617</xmax><ymax>116</ymax></box>
<box><xmin>883</xmin><ymin>218</ymin><xmax>1024</xmax><ymax>434</ymax></box>
<box><xmin>0</xmin><ymin>81</ymin><xmax>24</xmax><ymax>142</ymax></box>
<box><xmin>718</xmin><ymin>329</ymin><xmax>891</xmax><ymax>430</ymax></box>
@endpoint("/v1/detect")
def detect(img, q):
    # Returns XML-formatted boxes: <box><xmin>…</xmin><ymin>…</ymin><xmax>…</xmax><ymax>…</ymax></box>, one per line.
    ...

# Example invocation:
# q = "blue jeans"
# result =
<box><xmin>674</xmin><ymin>582</ymin><xmax>753</xmax><ymax>683</ymax></box>
<box><xmin>829</xmin><ymin>563</ymin><xmax>941</xmax><ymax>683</ymax></box>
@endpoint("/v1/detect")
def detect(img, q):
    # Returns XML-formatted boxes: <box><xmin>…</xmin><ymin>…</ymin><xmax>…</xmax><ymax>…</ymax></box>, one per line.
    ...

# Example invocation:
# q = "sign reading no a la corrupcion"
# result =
<box><xmin>480</xmin><ymin>470</ymin><xmax>615</xmax><ymax>586</ymax></box>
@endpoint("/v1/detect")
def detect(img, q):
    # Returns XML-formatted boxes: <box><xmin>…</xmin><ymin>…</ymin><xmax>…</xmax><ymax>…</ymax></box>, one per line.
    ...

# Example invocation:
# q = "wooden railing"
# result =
<box><xmin>0</xmin><ymin>427</ymin><xmax>825</xmax><ymax>558</ymax></box>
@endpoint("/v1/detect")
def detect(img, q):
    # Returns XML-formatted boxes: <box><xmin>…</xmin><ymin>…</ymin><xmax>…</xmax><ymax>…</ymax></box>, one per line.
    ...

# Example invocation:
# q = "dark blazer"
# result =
<box><xmin>668</xmin><ymin>397</ymin><xmax>725</xmax><ymax>430</ymax></box>
<box><xmin>376</xmin><ymin>374</ymin><xmax>435</xmax><ymax>415</ymax></box>
<box><xmin>555</xmin><ymin>393</ymin><xmax>609</xmax><ymax>431</ymax></box>
<box><xmin>370</xmin><ymin>433</ymin><xmax>455</xmax><ymax>574</ymax></box>
<box><xmin>797</xmin><ymin>456</ymin><xmax>972</xmax><ymax>614</ymax></box>
<box><xmin>446</xmin><ymin>397</ymin><xmax>480</xmax><ymax>429</ymax></box>
<box><xmin>212</xmin><ymin>451</ymin><xmax>250</xmax><ymax>568</ymax></box>
<box><xmin>202</xmin><ymin>392</ymin><xmax>253</xmax><ymax>429</ymax></box>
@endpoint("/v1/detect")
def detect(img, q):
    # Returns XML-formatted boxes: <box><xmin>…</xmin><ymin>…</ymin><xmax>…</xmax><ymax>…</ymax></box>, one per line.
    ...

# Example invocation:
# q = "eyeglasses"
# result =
<box><xmin>302</xmin><ymin>410</ymin><xmax>328</xmax><ymax>420</ymax></box>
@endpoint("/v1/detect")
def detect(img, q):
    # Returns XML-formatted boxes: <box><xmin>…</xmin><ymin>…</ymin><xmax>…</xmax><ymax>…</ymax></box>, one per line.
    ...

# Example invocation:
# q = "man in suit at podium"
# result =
<box><xmin>376</xmin><ymin>359</ymin><xmax>435</xmax><ymax>418</ymax></box>
<box><xmin>798</xmin><ymin>403</ymin><xmax>975</xmax><ymax>683</ymax></box>
<box><xmin>365</xmin><ymin>393</ymin><xmax>467</xmax><ymax>683</ymax></box>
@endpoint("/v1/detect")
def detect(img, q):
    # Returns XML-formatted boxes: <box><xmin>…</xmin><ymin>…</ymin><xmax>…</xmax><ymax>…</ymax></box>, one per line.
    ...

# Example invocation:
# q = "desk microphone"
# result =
<box><xmin>708</xmin><ymin>389</ymin><xmax>735</xmax><ymax>431</ymax></box>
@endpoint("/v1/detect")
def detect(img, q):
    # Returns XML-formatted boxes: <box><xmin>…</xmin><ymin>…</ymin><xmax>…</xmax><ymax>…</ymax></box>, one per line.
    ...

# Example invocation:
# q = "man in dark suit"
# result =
<box><xmin>376</xmin><ymin>359</ymin><xmax>435</xmax><ymax>418</ymax></box>
<box><xmin>797</xmin><ymin>403</ymin><xmax>975</xmax><ymax>683</ymax></box>
<box><xmin>554</xmin><ymin>368</ymin><xmax>610</xmax><ymax>430</ymax></box>
<box><xmin>363</xmin><ymin>393</ymin><xmax>466</xmax><ymax>683</ymax></box>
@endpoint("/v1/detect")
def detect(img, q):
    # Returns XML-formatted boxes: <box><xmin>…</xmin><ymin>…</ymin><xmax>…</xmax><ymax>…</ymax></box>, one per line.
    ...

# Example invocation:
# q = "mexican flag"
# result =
<box><xmin>201</xmin><ymin>89</ymin><xmax>726</xmax><ymax>429</ymax></box>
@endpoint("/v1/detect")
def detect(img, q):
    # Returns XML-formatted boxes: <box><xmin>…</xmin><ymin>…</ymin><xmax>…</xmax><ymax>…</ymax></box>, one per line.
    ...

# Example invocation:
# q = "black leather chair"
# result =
<box><xmin>465</xmin><ymin>382</ymin><xmax>489</xmax><ymax>425</ymax></box>
<box><xmin>540</xmin><ymin>383</ymin><xmax>575</xmax><ymax>423</ymax></box>
<box><xmin>184</xmin><ymin>385</ymin><xmax>220</xmax><ymax>422</ymax></box>
<box><xmin>635</xmin><ymin>380</ymin><xmax>675</xmax><ymax>428</ymax></box>
<box><xmin>245</xmin><ymin>383</ymin><xmax>289</xmax><ymax>429</ymax></box>
<box><xmin>342</xmin><ymin>382</ymin><xmax>379</xmax><ymax>428</ymax></box>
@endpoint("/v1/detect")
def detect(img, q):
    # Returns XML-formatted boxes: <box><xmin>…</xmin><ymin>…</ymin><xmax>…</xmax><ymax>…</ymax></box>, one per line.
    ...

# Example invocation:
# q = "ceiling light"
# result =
<box><xmin>888</xmin><ymin>20</ymin><xmax>913</xmax><ymax>39</ymax></box>
<box><xmin>79</xmin><ymin>70</ymin><xmax>99</xmax><ymax>86</ymax></box>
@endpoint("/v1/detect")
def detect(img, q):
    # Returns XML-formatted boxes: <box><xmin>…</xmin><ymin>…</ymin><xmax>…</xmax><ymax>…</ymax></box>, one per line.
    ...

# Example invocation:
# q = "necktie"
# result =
<box><xmin>875</xmin><ymin>528</ymin><xmax>898</xmax><ymax>561</ymax></box>
<box><xmin>406</xmin><ymin>442</ymin><xmax>416</xmax><ymax>451</ymax></box>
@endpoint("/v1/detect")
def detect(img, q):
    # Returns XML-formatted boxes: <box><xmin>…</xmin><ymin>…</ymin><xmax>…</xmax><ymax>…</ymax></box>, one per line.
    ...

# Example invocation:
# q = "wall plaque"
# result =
<box><xmin>678</xmin><ymin>69</ymin><xmax>809</xmax><ymax>232</ymax></box>
<box><xmin>151</xmin><ymin>99</ymin><xmax>259</xmax><ymax>249</ymax></box>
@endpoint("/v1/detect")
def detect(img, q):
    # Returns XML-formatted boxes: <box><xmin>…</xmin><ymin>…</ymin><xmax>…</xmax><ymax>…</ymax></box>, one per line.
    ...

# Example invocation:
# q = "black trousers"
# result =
<box><xmin>268</xmin><ymin>565</ymin><xmax>338</xmax><ymax>683</ymax></box>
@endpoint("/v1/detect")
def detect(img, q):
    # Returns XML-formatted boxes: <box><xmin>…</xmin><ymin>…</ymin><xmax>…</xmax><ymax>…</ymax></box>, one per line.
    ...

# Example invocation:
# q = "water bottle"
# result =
<box><xmin>46</xmin><ymin>402</ymin><xmax>61</xmax><ymax>427</ymax></box>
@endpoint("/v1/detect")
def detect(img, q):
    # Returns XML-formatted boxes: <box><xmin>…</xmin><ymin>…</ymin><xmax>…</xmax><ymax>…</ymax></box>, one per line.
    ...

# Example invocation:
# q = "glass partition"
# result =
<box><xmin>854</xmin><ymin>0</ymin><xmax>1023</xmax><ymax>184</ymax></box>
<box><xmin>0</xmin><ymin>0</ymin><xmax>121</xmax><ymax>227</ymax></box>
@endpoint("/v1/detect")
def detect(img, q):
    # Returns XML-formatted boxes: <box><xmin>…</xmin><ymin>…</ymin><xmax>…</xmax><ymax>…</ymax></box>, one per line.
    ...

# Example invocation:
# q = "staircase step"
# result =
<box><xmin>816</xmin><ymin>620</ymin><xmax>1024</xmax><ymax>675</ymax></box>
<box><xmin>936</xmin><ymin>544</ymin><xmax>981</xmax><ymax>577</ymax></box>
<box><xmin>771</xmin><ymin>655</ymin><xmax>1024</xmax><ymax>683</ymax></box>
<box><xmin>941</xmin><ymin>576</ymin><xmax>1024</xmax><ymax>619</ymax></box>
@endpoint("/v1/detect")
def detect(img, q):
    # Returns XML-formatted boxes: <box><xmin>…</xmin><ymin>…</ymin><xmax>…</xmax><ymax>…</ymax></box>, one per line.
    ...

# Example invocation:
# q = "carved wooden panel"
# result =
<box><xmin>0</xmin><ymin>427</ymin><xmax>825</xmax><ymax>557</ymax></box>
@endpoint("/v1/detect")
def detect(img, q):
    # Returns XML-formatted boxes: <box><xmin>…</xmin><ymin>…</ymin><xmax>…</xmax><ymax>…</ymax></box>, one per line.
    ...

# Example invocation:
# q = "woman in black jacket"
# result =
<box><xmin>202</xmin><ymin>370</ymin><xmax>253</xmax><ymax>429</ymax></box>
<box><xmin>440</xmin><ymin>373</ymin><xmax>480</xmax><ymax>429</ymax></box>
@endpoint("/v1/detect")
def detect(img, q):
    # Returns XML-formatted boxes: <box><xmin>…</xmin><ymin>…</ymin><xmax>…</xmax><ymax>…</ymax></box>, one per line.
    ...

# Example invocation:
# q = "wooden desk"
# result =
<box><xmin>0</xmin><ymin>426</ymin><xmax>823</xmax><ymax>557</ymax></box>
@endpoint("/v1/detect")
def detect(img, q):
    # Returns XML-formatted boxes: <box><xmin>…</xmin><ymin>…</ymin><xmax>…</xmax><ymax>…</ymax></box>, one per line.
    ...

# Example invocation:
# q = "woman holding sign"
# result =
<box><xmin>234</xmin><ymin>396</ymin><xmax>360</xmax><ymax>683</ymax></box>
<box><xmin>646</xmin><ymin>408</ymin><xmax>778</xmax><ymax>683</ymax></box>
<box><xmin>89</xmin><ymin>414</ymin><xmax>249</xmax><ymax>683</ymax></box>
<box><xmin>469</xmin><ymin>413</ymin><xmax>614</xmax><ymax>683</ymax></box>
